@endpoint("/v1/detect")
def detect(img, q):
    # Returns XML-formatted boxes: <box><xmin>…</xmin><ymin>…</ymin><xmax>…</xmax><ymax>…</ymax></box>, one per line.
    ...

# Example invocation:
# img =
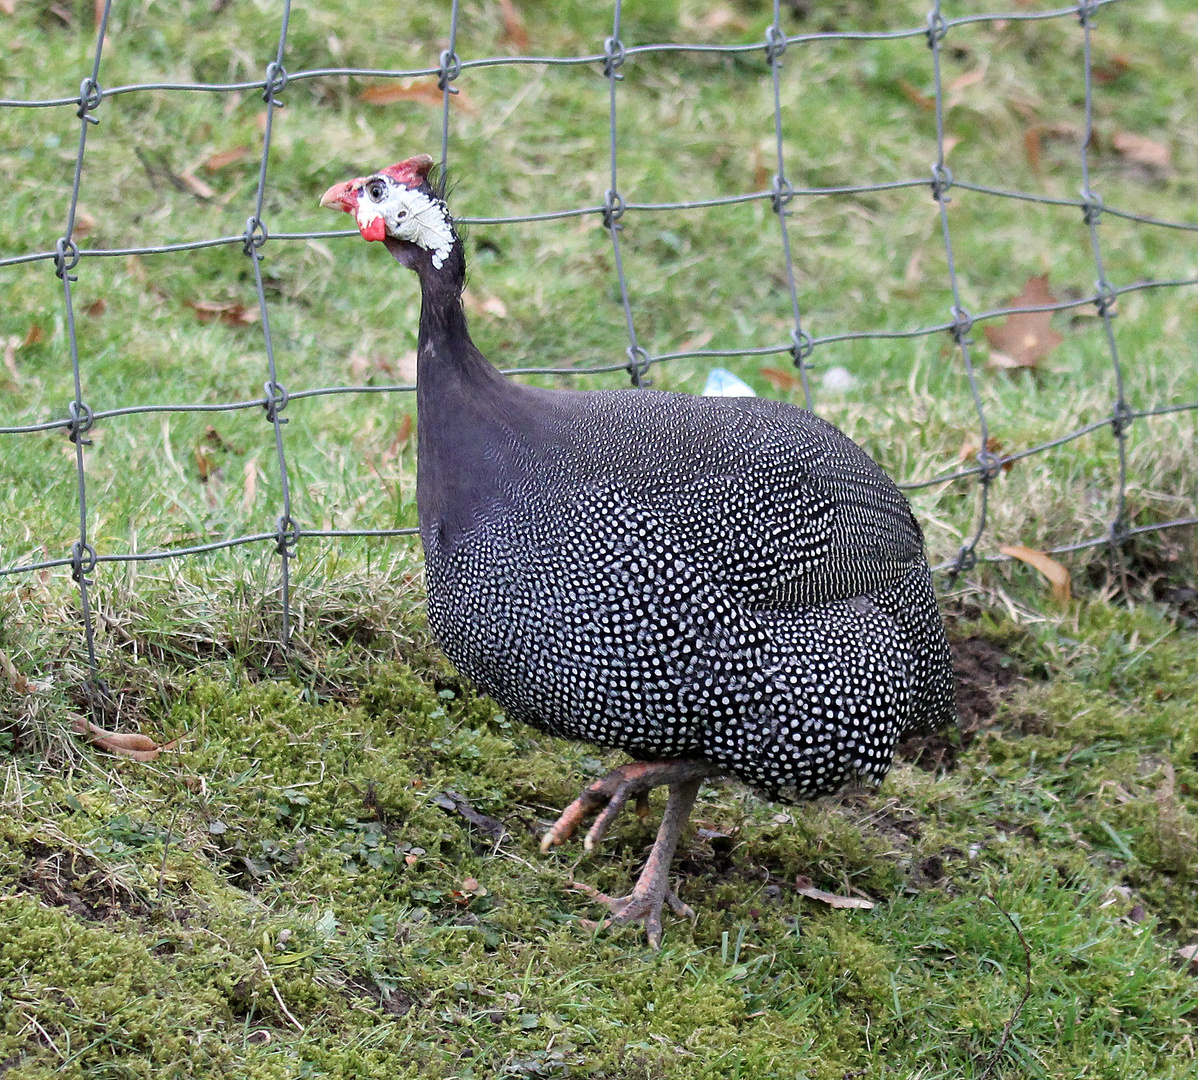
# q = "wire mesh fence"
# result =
<box><xmin>1</xmin><ymin>0</ymin><xmax>1195</xmax><ymax>681</ymax></box>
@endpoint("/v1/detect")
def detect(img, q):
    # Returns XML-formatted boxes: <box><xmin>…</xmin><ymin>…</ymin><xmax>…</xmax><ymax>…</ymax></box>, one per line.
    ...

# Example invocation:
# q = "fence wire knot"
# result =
<box><xmin>949</xmin><ymin>304</ymin><xmax>973</xmax><ymax>345</ymax></box>
<box><xmin>926</xmin><ymin>11</ymin><xmax>949</xmax><ymax>48</ymax></box>
<box><xmin>976</xmin><ymin>446</ymin><xmax>1003</xmax><ymax>482</ymax></box>
<box><xmin>770</xmin><ymin>174</ymin><xmax>795</xmax><ymax>215</ymax></box>
<box><xmin>263</xmin><ymin>380</ymin><xmax>290</xmax><ymax>424</ymax></box>
<box><xmin>1077</xmin><ymin>0</ymin><xmax>1099</xmax><ymax>27</ymax></box>
<box><xmin>951</xmin><ymin>544</ymin><xmax>977</xmax><ymax>576</ymax></box>
<box><xmin>602</xmin><ymin>189</ymin><xmax>625</xmax><ymax>230</ymax></box>
<box><xmin>1110</xmin><ymin>399</ymin><xmax>1133</xmax><ymax>439</ymax></box>
<box><xmin>66</xmin><ymin>400</ymin><xmax>95</xmax><ymax>446</ymax></box>
<box><xmin>438</xmin><ymin>50</ymin><xmax>462</xmax><ymax>92</ymax></box>
<box><xmin>1080</xmin><ymin>187</ymin><xmax>1103</xmax><ymax>225</ymax></box>
<box><xmin>603</xmin><ymin>36</ymin><xmax>626</xmax><ymax>79</ymax></box>
<box><xmin>765</xmin><ymin>24</ymin><xmax>788</xmax><ymax>65</ymax></box>
<box><xmin>263</xmin><ymin>61</ymin><xmax>288</xmax><ymax>103</ymax></box>
<box><xmin>70</xmin><ymin>539</ymin><xmax>97</xmax><ymax>583</ymax></box>
<box><xmin>625</xmin><ymin>345</ymin><xmax>651</xmax><ymax>387</ymax></box>
<box><xmin>789</xmin><ymin>327</ymin><xmax>814</xmax><ymax>368</ymax></box>
<box><xmin>1094</xmin><ymin>278</ymin><xmax>1118</xmax><ymax>317</ymax></box>
<box><xmin>930</xmin><ymin>162</ymin><xmax>953</xmax><ymax>202</ymax></box>
<box><xmin>243</xmin><ymin>216</ymin><xmax>268</xmax><ymax>255</ymax></box>
<box><xmin>274</xmin><ymin>514</ymin><xmax>300</xmax><ymax>557</ymax></box>
<box><xmin>77</xmin><ymin>77</ymin><xmax>102</xmax><ymax>122</ymax></box>
<box><xmin>54</xmin><ymin>236</ymin><xmax>81</xmax><ymax>281</ymax></box>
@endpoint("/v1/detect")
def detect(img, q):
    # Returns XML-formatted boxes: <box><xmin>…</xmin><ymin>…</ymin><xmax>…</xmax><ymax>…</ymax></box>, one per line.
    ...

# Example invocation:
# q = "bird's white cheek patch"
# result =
<box><xmin>393</xmin><ymin>189</ymin><xmax>455</xmax><ymax>269</ymax></box>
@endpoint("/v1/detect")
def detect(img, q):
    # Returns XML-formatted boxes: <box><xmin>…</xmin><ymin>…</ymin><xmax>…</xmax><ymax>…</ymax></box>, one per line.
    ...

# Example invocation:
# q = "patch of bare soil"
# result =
<box><xmin>897</xmin><ymin>635</ymin><xmax>1024</xmax><ymax>772</ymax></box>
<box><xmin>18</xmin><ymin>840</ymin><xmax>149</xmax><ymax>921</ymax></box>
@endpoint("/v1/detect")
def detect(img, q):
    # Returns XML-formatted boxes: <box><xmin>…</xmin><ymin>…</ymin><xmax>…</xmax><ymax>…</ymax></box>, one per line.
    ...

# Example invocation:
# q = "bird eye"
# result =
<box><xmin>367</xmin><ymin>180</ymin><xmax>386</xmax><ymax>201</ymax></box>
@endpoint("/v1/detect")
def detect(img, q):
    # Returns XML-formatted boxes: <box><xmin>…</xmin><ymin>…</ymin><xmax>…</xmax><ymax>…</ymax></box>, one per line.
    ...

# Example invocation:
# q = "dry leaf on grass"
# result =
<box><xmin>998</xmin><ymin>543</ymin><xmax>1072</xmax><ymax>603</ymax></box>
<box><xmin>1092</xmin><ymin>55</ymin><xmax>1132</xmax><ymax>84</ymax></box>
<box><xmin>896</xmin><ymin>78</ymin><xmax>934</xmax><ymax>112</ymax></box>
<box><xmin>958</xmin><ymin>435</ymin><xmax>1012</xmax><ymax>472</ymax></box>
<box><xmin>498</xmin><ymin>0</ymin><xmax>530</xmax><ymax>53</ymax></box>
<box><xmin>359</xmin><ymin>81</ymin><xmax>476</xmax><ymax>113</ymax></box>
<box><xmin>794</xmin><ymin>875</ymin><xmax>876</xmax><ymax>909</ymax></box>
<box><xmin>3</xmin><ymin>337</ymin><xmax>19</xmax><ymax>381</ymax></box>
<box><xmin>186</xmin><ymin>299</ymin><xmax>259</xmax><ymax>326</ymax></box>
<box><xmin>73</xmin><ymin>717</ymin><xmax>180</xmax><ymax>761</ymax></box>
<box><xmin>1177</xmin><ymin>944</ymin><xmax>1198</xmax><ymax>971</ymax></box>
<box><xmin>0</xmin><ymin>649</ymin><xmax>35</xmax><ymax>694</ymax></box>
<box><xmin>983</xmin><ymin>274</ymin><xmax>1063</xmax><ymax>370</ymax></box>
<box><xmin>203</xmin><ymin>146</ymin><xmax>253</xmax><ymax>171</ymax></box>
<box><xmin>23</xmin><ymin>324</ymin><xmax>45</xmax><ymax>346</ymax></box>
<box><xmin>760</xmin><ymin>366</ymin><xmax>802</xmax><ymax>393</ymax></box>
<box><xmin>1111</xmin><ymin>130</ymin><xmax>1171</xmax><ymax>172</ymax></box>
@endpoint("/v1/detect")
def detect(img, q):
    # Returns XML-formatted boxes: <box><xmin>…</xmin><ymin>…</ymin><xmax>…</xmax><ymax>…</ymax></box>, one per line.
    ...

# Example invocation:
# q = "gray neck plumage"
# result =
<box><xmin>401</xmin><ymin>233</ymin><xmax>525</xmax><ymax>546</ymax></box>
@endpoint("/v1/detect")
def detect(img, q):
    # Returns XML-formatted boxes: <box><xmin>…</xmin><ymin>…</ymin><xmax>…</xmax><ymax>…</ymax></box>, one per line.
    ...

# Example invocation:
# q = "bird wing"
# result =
<box><xmin>577</xmin><ymin>390</ymin><xmax>925</xmax><ymax>610</ymax></box>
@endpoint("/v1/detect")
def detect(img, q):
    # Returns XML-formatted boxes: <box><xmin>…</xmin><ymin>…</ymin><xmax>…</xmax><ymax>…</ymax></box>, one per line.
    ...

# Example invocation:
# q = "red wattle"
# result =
<box><xmin>359</xmin><ymin>217</ymin><xmax>387</xmax><ymax>242</ymax></box>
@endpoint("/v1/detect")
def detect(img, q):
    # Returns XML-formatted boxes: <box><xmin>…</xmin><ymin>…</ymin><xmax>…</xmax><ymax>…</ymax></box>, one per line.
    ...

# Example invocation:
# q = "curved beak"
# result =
<box><xmin>319</xmin><ymin>179</ymin><xmax>360</xmax><ymax>213</ymax></box>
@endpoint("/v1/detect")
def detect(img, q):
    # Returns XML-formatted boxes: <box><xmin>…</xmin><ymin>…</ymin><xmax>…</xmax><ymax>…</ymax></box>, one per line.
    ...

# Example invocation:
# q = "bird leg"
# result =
<box><xmin>541</xmin><ymin>759</ymin><xmax>719</xmax><ymax>948</ymax></box>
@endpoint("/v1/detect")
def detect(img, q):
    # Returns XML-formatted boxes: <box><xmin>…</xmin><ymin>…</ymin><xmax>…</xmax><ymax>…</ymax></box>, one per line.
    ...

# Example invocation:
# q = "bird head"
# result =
<box><xmin>319</xmin><ymin>154</ymin><xmax>456</xmax><ymax>272</ymax></box>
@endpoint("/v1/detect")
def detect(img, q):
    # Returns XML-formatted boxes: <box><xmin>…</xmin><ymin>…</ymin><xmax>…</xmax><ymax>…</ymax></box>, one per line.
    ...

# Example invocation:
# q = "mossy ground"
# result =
<box><xmin>1</xmin><ymin>0</ymin><xmax>1197</xmax><ymax>1077</ymax></box>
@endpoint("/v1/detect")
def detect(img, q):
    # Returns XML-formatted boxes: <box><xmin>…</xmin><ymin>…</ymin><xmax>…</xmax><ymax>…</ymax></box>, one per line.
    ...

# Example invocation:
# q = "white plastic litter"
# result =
<box><xmin>821</xmin><ymin>365</ymin><xmax>856</xmax><ymax>393</ymax></box>
<box><xmin>702</xmin><ymin>368</ymin><xmax>757</xmax><ymax>397</ymax></box>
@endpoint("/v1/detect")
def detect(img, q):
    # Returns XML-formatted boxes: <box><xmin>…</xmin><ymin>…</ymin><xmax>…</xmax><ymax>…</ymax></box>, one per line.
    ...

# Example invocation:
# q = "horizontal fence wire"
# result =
<box><xmin>1</xmin><ymin>0</ymin><xmax>1196</xmax><ymax>673</ymax></box>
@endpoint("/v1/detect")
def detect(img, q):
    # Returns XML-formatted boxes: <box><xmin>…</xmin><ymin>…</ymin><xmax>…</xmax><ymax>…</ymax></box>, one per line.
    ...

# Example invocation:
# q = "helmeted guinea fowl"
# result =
<box><xmin>321</xmin><ymin>155</ymin><xmax>956</xmax><ymax>948</ymax></box>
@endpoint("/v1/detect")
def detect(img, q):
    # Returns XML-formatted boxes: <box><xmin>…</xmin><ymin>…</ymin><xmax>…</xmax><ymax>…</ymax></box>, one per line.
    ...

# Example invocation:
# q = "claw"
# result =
<box><xmin>542</xmin><ymin>763</ymin><xmax>717</xmax><ymax>949</ymax></box>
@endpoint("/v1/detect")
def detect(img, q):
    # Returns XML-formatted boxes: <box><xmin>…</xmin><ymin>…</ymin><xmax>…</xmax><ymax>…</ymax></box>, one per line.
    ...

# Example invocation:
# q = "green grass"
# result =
<box><xmin>1</xmin><ymin>0</ymin><xmax>1197</xmax><ymax>1077</ymax></box>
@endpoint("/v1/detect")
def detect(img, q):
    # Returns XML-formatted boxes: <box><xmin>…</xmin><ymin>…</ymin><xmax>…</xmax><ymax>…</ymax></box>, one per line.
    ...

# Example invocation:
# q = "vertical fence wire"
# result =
<box><xmin>766</xmin><ymin>0</ymin><xmax>813</xmax><ymax>411</ymax></box>
<box><xmin>926</xmin><ymin>2</ymin><xmax>998</xmax><ymax>579</ymax></box>
<box><xmin>246</xmin><ymin>0</ymin><xmax>297</xmax><ymax>645</ymax></box>
<box><xmin>58</xmin><ymin>0</ymin><xmax>115</xmax><ymax>687</ymax></box>
<box><xmin>1077</xmin><ymin>0</ymin><xmax>1132</xmax><ymax>585</ymax></box>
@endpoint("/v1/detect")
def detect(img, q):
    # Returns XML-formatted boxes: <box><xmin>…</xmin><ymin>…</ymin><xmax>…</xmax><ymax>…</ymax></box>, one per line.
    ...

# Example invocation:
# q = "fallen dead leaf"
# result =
<box><xmin>1111</xmin><ymin>130</ymin><xmax>1171</xmax><ymax>171</ymax></box>
<box><xmin>74</xmin><ymin>210</ymin><xmax>97</xmax><ymax>239</ymax></box>
<box><xmin>897</xmin><ymin>78</ymin><xmax>934</xmax><ymax>112</ymax></box>
<box><xmin>203</xmin><ymin>146</ymin><xmax>253</xmax><ymax>171</ymax></box>
<box><xmin>794</xmin><ymin>875</ymin><xmax>875</xmax><ymax>910</ymax></box>
<box><xmin>999</xmin><ymin>543</ymin><xmax>1072</xmax><ymax>603</ymax></box>
<box><xmin>3</xmin><ymin>337</ymin><xmax>19</xmax><ymax>381</ymax></box>
<box><xmin>359</xmin><ymin>80</ymin><xmax>476</xmax><ymax>113</ymax></box>
<box><xmin>1092</xmin><ymin>55</ymin><xmax>1132</xmax><ymax>84</ymax></box>
<box><xmin>700</xmin><ymin>6</ymin><xmax>747</xmax><ymax>32</ymax></box>
<box><xmin>1177</xmin><ymin>944</ymin><xmax>1198</xmax><ymax>972</ymax></box>
<box><xmin>759</xmin><ymin>366</ymin><xmax>802</xmax><ymax>393</ymax></box>
<box><xmin>678</xmin><ymin>330</ymin><xmax>714</xmax><ymax>354</ymax></box>
<box><xmin>187</xmin><ymin>299</ymin><xmax>259</xmax><ymax>326</ymax></box>
<box><xmin>0</xmin><ymin>648</ymin><xmax>35</xmax><ymax>694</ymax></box>
<box><xmin>1024</xmin><ymin>126</ymin><xmax>1043</xmax><ymax>176</ymax></box>
<box><xmin>85</xmin><ymin>297</ymin><xmax>107</xmax><ymax>318</ymax></box>
<box><xmin>498</xmin><ymin>0</ymin><xmax>530</xmax><ymax>53</ymax></box>
<box><xmin>23</xmin><ymin>324</ymin><xmax>45</xmax><ymax>347</ymax></box>
<box><xmin>463</xmin><ymin>290</ymin><xmax>508</xmax><ymax>319</ymax></box>
<box><xmin>751</xmin><ymin>146</ymin><xmax>769</xmax><ymax>192</ymax></box>
<box><xmin>178</xmin><ymin>172</ymin><xmax>216</xmax><ymax>200</ymax></box>
<box><xmin>947</xmin><ymin>67</ymin><xmax>986</xmax><ymax>95</ymax></box>
<box><xmin>983</xmin><ymin>274</ymin><xmax>1063</xmax><ymax>371</ymax></box>
<box><xmin>194</xmin><ymin>443</ymin><xmax>220</xmax><ymax>483</ymax></box>
<box><xmin>203</xmin><ymin>425</ymin><xmax>241</xmax><ymax>453</ymax></box>
<box><xmin>73</xmin><ymin>716</ymin><xmax>180</xmax><ymax>761</ymax></box>
<box><xmin>381</xmin><ymin>414</ymin><xmax>414</xmax><ymax>463</ymax></box>
<box><xmin>242</xmin><ymin>456</ymin><xmax>259</xmax><ymax>513</ymax></box>
<box><xmin>958</xmin><ymin>435</ymin><xmax>1012</xmax><ymax>472</ymax></box>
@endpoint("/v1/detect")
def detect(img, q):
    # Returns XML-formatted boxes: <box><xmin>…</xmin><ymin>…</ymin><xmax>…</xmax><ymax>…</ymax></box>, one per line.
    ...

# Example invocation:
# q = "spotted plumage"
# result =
<box><xmin>322</xmin><ymin>157</ymin><xmax>956</xmax><ymax>946</ymax></box>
